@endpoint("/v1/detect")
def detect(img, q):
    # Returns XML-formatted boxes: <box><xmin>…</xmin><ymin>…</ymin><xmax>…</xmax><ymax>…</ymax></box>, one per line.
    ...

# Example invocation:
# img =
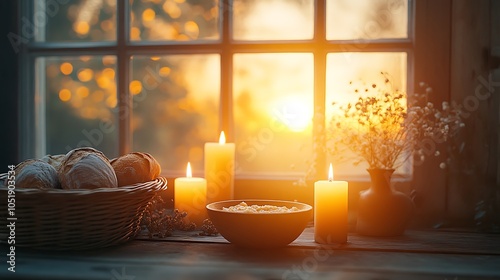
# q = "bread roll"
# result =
<box><xmin>58</xmin><ymin>147</ymin><xmax>118</xmax><ymax>189</ymax></box>
<box><xmin>40</xmin><ymin>154</ymin><xmax>65</xmax><ymax>170</ymax></box>
<box><xmin>110</xmin><ymin>152</ymin><xmax>161</xmax><ymax>187</ymax></box>
<box><xmin>13</xmin><ymin>159</ymin><xmax>60</xmax><ymax>189</ymax></box>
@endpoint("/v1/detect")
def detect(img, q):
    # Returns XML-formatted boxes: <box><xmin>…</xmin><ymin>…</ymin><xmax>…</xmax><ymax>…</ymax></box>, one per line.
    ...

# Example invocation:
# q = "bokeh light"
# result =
<box><xmin>59</xmin><ymin>89</ymin><xmax>72</xmax><ymax>102</ymax></box>
<box><xmin>60</xmin><ymin>63</ymin><xmax>73</xmax><ymax>75</ymax></box>
<box><xmin>129</xmin><ymin>80</ymin><xmax>143</xmax><ymax>95</ymax></box>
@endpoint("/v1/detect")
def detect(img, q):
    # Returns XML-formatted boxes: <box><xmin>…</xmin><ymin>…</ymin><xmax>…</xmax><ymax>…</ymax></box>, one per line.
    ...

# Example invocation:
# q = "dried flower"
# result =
<box><xmin>142</xmin><ymin>195</ymin><xmax>200</xmax><ymax>238</ymax></box>
<box><xmin>199</xmin><ymin>219</ymin><xmax>219</xmax><ymax>236</ymax></box>
<box><xmin>327</xmin><ymin>72</ymin><xmax>464</xmax><ymax>170</ymax></box>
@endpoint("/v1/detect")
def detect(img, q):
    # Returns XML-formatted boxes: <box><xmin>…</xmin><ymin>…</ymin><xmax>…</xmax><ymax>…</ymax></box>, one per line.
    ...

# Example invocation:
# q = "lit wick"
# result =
<box><xmin>328</xmin><ymin>163</ymin><xmax>334</xmax><ymax>182</ymax></box>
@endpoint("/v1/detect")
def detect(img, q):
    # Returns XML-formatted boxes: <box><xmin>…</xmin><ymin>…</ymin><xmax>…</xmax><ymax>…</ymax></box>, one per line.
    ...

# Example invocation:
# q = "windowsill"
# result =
<box><xmin>3</xmin><ymin>228</ymin><xmax>499</xmax><ymax>280</ymax></box>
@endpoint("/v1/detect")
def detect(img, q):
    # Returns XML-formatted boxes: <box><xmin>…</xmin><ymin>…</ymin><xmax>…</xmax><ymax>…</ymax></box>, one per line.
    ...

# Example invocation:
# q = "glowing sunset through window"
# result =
<box><xmin>37</xmin><ymin>0</ymin><xmax>410</xmax><ymax>176</ymax></box>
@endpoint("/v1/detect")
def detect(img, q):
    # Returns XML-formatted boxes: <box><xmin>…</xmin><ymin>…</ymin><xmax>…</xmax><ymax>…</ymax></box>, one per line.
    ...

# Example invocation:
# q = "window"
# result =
<box><xmin>19</xmin><ymin>0</ymin><xmax>412</xmax><ymax>182</ymax></box>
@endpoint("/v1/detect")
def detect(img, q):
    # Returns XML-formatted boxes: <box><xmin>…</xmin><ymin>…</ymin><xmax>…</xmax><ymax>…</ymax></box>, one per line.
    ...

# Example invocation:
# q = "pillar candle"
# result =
<box><xmin>174</xmin><ymin>162</ymin><xmax>207</xmax><ymax>227</ymax></box>
<box><xmin>314</xmin><ymin>164</ymin><xmax>348</xmax><ymax>244</ymax></box>
<box><xmin>204</xmin><ymin>131</ymin><xmax>235</xmax><ymax>204</ymax></box>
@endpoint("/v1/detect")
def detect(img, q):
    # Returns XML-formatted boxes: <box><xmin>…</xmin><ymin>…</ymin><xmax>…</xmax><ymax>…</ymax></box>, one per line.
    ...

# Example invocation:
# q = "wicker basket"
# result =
<box><xmin>0</xmin><ymin>175</ymin><xmax>167</xmax><ymax>250</ymax></box>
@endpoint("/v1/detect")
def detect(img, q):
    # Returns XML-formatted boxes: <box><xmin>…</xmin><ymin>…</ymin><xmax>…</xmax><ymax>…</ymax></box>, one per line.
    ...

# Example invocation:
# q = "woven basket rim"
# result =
<box><xmin>0</xmin><ymin>174</ymin><xmax>168</xmax><ymax>194</ymax></box>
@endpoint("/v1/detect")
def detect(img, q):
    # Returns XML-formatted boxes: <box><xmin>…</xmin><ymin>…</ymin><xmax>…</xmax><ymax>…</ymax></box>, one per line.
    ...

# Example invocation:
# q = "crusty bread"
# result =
<box><xmin>13</xmin><ymin>159</ymin><xmax>60</xmax><ymax>189</ymax></box>
<box><xmin>40</xmin><ymin>154</ymin><xmax>65</xmax><ymax>171</ymax></box>
<box><xmin>58</xmin><ymin>147</ymin><xmax>118</xmax><ymax>189</ymax></box>
<box><xmin>110</xmin><ymin>152</ymin><xmax>161</xmax><ymax>187</ymax></box>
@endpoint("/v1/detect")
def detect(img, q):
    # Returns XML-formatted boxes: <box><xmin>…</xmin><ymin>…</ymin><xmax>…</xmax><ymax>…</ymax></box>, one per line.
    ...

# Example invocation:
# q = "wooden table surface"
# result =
<box><xmin>2</xmin><ymin>228</ymin><xmax>500</xmax><ymax>280</ymax></box>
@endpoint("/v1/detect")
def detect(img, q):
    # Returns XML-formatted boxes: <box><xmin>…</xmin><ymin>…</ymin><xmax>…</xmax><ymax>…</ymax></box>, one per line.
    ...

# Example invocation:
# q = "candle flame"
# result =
<box><xmin>219</xmin><ymin>131</ymin><xmax>226</xmax><ymax>144</ymax></box>
<box><xmin>186</xmin><ymin>162</ymin><xmax>192</xmax><ymax>178</ymax></box>
<box><xmin>328</xmin><ymin>163</ymin><xmax>334</xmax><ymax>182</ymax></box>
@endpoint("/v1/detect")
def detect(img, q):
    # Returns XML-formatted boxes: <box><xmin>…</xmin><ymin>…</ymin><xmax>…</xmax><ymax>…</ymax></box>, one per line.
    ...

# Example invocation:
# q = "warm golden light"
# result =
<box><xmin>76</xmin><ymin>86</ymin><xmax>89</xmax><ymax>98</ymax></box>
<box><xmin>159</xmin><ymin>67</ymin><xmax>171</xmax><ymax>77</ymax></box>
<box><xmin>184</xmin><ymin>21</ymin><xmax>199</xmax><ymax>39</ymax></box>
<box><xmin>131</xmin><ymin>27</ymin><xmax>141</xmax><ymax>40</ymax></box>
<box><xmin>106</xmin><ymin>95</ymin><xmax>117</xmax><ymax>108</ymax></box>
<box><xmin>59</xmin><ymin>89</ymin><xmax>71</xmax><ymax>102</ymax></box>
<box><xmin>100</xmin><ymin>19</ymin><xmax>113</xmax><ymax>32</ymax></box>
<box><xmin>60</xmin><ymin>62</ymin><xmax>73</xmax><ymax>75</ymax></box>
<box><xmin>142</xmin><ymin>8</ymin><xmax>156</xmax><ymax>22</ymax></box>
<box><xmin>275</xmin><ymin>96</ymin><xmax>313</xmax><ymax>132</ymax></box>
<box><xmin>74</xmin><ymin>21</ymin><xmax>90</xmax><ymax>35</ymax></box>
<box><xmin>91</xmin><ymin>90</ymin><xmax>105</xmax><ymax>102</ymax></box>
<box><xmin>219</xmin><ymin>131</ymin><xmax>226</xmax><ymax>145</ymax></box>
<box><xmin>77</xmin><ymin>68</ymin><xmax>93</xmax><ymax>82</ymax></box>
<box><xmin>102</xmin><ymin>56</ymin><xmax>116</xmax><ymax>66</ymax></box>
<box><xmin>186</xmin><ymin>162</ymin><xmax>192</xmax><ymax>178</ymax></box>
<box><xmin>163</xmin><ymin>1</ymin><xmax>182</xmax><ymax>19</ymax></box>
<box><xmin>129</xmin><ymin>80</ymin><xmax>142</xmax><ymax>95</ymax></box>
<box><xmin>328</xmin><ymin>163</ymin><xmax>334</xmax><ymax>182</ymax></box>
<box><xmin>102</xmin><ymin>68</ymin><xmax>115</xmax><ymax>79</ymax></box>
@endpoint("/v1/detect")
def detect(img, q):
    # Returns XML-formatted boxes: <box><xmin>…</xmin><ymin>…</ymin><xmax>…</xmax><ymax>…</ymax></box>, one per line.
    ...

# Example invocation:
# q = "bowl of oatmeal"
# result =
<box><xmin>206</xmin><ymin>200</ymin><xmax>312</xmax><ymax>248</ymax></box>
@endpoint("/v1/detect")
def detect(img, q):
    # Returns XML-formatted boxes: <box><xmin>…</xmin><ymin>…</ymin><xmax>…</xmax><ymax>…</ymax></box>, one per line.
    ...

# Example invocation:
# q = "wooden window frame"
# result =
<box><xmin>13</xmin><ymin>0</ymin><xmax>453</xmax><ymax>226</ymax></box>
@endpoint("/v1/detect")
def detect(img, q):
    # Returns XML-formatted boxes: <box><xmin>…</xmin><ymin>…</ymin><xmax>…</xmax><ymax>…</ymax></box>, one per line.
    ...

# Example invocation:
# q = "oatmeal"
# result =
<box><xmin>222</xmin><ymin>202</ymin><xmax>299</xmax><ymax>213</ymax></box>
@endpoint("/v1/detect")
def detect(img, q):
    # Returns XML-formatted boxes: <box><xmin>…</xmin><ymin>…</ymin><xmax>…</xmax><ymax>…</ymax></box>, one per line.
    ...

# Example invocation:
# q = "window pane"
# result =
<box><xmin>34</xmin><ymin>0</ymin><xmax>116</xmax><ymax>42</ymax></box>
<box><xmin>233</xmin><ymin>53</ymin><xmax>313</xmax><ymax>177</ymax></box>
<box><xmin>130</xmin><ymin>0</ymin><xmax>219</xmax><ymax>41</ymax></box>
<box><xmin>327</xmin><ymin>0</ymin><xmax>409</xmax><ymax>40</ymax></box>
<box><xmin>233</xmin><ymin>0</ymin><xmax>313</xmax><ymax>41</ymax></box>
<box><xmin>40</xmin><ymin>56</ymin><xmax>119</xmax><ymax>157</ymax></box>
<box><xmin>131</xmin><ymin>55</ymin><xmax>220</xmax><ymax>174</ymax></box>
<box><xmin>325</xmin><ymin>52</ymin><xmax>408</xmax><ymax>176</ymax></box>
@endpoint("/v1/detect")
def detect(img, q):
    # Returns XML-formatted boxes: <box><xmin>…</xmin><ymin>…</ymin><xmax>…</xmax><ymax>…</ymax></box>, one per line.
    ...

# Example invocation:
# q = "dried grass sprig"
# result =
<box><xmin>328</xmin><ymin>72</ymin><xmax>464</xmax><ymax>170</ymax></box>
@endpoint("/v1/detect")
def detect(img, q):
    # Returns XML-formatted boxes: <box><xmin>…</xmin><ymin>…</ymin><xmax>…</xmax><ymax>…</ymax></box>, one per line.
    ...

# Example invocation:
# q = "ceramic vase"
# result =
<box><xmin>356</xmin><ymin>168</ymin><xmax>415</xmax><ymax>236</ymax></box>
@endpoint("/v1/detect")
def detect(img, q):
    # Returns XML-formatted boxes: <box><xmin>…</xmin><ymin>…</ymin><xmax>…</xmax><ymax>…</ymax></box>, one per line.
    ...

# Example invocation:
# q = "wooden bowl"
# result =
<box><xmin>206</xmin><ymin>199</ymin><xmax>312</xmax><ymax>248</ymax></box>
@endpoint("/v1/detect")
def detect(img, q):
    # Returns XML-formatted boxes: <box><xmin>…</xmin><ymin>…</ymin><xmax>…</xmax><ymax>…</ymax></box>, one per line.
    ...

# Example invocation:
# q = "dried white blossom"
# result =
<box><xmin>442</xmin><ymin>101</ymin><xmax>449</xmax><ymax>110</ymax></box>
<box><xmin>326</xmin><ymin>72</ymin><xmax>464</xmax><ymax>171</ymax></box>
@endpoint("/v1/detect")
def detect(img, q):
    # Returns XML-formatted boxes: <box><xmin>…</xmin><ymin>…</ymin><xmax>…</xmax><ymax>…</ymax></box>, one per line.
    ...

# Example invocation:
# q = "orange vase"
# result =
<box><xmin>356</xmin><ymin>168</ymin><xmax>415</xmax><ymax>236</ymax></box>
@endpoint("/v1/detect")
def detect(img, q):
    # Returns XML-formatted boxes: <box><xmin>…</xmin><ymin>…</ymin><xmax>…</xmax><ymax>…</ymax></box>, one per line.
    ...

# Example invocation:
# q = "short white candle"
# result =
<box><xmin>314</xmin><ymin>164</ymin><xmax>348</xmax><ymax>244</ymax></box>
<box><xmin>174</xmin><ymin>162</ymin><xmax>207</xmax><ymax>227</ymax></box>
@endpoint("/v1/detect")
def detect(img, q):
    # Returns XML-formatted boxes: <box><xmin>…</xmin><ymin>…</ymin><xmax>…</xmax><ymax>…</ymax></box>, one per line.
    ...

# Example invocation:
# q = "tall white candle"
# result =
<box><xmin>204</xmin><ymin>131</ymin><xmax>235</xmax><ymax>204</ymax></box>
<box><xmin>314</xmin><ymin>164</ymin><xmax>348</xmax><ymax>244</ymax></box>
